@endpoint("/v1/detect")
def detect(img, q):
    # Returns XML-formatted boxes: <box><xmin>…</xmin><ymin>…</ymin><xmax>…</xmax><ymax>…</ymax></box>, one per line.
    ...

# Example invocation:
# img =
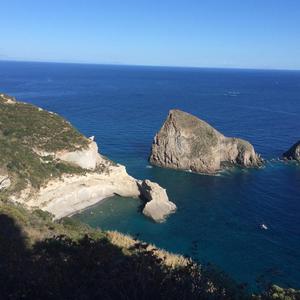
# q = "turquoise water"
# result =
<box><xmin>1</xmin><ymin>61</ymin><xmax>299</xmax><ymax>290</ymax></box>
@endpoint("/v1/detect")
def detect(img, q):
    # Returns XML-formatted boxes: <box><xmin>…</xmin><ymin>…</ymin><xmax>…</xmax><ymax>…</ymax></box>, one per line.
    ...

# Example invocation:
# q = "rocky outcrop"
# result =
<box><xmin>0</xmin><ymin>93</ymin><xmax>174</xmax><ymax>222</ymax></box>
<box><xmin>14</xmin><ymin>141</ymin><xmax>174</xmax><ymax>222</ymax></box>
<box><xmin>138</xmin><ymin>180</ymin><xmax>176</xmax><ymax>222</ymax></box>
<box><xmin>0</xmin><ymin>174</ymin><xmax>11</xmax><ymax>191</ymax></box>
<box><xmin>150</xmin><ymin>109</ymin><xmax>263</xmax><ymax>174</ymax></box>
<box><xmin>263</xmin><ymin>285</ymin><xmax>300</xmax><ymax>300</ymax></box>
<box><xmin>283</xmin><ymin>141</ymin><xmax>300</xmax><ymax>161</ymax></box>
<box><xmin>55</xmin><ymin>140</ymin><xmax>101</xmax><ymax>170</ymax></box>
<box><xmin>0</xmin><ymin>93</ymin><xmax>16</xmax><ymax>105</ymax></box>
<box><xmin>25</xmin><ymin>163</ymin><xmax>141</xmax><ymax>219</ymax></box>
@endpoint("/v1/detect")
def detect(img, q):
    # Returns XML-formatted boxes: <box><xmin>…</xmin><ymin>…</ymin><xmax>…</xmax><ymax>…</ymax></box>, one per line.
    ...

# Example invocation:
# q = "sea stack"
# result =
<box><xmin>149</xmin><ymin>109</ymin><xmax>263</xmax><ymax>174</ymax></box>
<box><xmin>138</xmin><ymin>180</ymin><xmax>176</xmax><ymax>222</ymax></box>
<box><xmin>283</xmin><ymin>141</ymin><xmax>300</xmax><ymax>161</ymax></box>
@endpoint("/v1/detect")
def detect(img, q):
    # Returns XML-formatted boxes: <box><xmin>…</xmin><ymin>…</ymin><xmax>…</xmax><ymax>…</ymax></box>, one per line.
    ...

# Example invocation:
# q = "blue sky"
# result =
<box><xmin>1</xmin><ymin>0</ymin><xmax>300</xmax><ymax>69</ymax></box>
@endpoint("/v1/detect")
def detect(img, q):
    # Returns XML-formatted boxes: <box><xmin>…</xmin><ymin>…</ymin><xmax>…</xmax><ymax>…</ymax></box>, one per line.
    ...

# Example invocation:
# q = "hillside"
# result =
<box><xmin>0</xmin><ymin>93</ymin><xmax>176</xmax><ymax>221</ymax></box>
<box><xmin>1</xmin><ymin>201</ymin><xmax>299</xmax><ymax>299</ymax></box>
<box><xmin>0</xmin><ymin>93</ymin><xmax>90</xmax><ymax>195</ymax></box>
<box><xmin>0</xmin><ymin>201</ymin><xmax>243</xmax><ymax>299</ymax></box>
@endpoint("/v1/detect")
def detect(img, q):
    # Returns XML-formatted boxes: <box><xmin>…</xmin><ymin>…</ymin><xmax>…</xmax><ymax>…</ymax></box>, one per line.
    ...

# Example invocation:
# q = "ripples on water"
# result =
<box><xmin>1</xmin><ymin>61</ymin><xmax>299</xmax><ymax>290</ymax></box>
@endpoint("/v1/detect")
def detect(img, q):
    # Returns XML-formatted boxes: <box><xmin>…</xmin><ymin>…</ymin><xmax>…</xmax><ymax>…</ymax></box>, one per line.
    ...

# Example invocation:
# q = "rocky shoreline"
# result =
<box><xmin>0</xmin><ymin>93</ymin><xmax>176</xmax><ymax>222</ymax></box>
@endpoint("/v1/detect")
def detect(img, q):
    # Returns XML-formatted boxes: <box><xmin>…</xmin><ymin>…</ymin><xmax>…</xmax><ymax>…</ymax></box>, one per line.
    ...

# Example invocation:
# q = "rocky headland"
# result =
<box><xmin>283</xmin><ymin>141</ymin><xmax>300</xmax><ymax>162</ymax></box>
<box><xmin>150</xmin><ymin>109</ymin><xmax>263</xmax><ymax>174</ymax></box>
<box><xmin>0</xmin><ymin>93</ymin><xmax>176</xmax><ymax>222</ymax></box>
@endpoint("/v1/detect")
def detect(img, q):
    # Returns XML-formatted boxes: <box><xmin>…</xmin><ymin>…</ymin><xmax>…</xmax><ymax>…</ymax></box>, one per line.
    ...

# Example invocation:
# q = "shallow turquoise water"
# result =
<box><xmin>74</xmin><ymin>162</ymin><xmax>300</xmax><ymax>290</ymax></box>
<box><xmin>1</xmin><ymin>61</ymin><xmax>299</xmax><ymax>290</ymax></box>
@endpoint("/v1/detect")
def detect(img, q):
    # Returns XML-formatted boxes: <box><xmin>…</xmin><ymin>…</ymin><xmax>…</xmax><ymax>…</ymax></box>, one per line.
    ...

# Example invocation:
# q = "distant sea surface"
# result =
<box><xmin>1</xmin><ymin>61</ymin><xmax>299</xmax><ymax>290</ymax></box>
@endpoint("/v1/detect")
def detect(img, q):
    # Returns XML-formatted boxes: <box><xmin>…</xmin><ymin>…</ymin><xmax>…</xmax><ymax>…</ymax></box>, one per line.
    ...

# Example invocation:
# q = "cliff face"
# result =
<box><xmin>55</xmin><ymin>140</ymin><xmax>100</xmax><ymax>170</ymax></box>
<box><xmin>17</xmin><ymin>162</ymin><xmax>141</xmax><ymax>219</ymax></box>
<box><xmin>150</xmin><ymin>109</ymin><xmax>262</xmax><ymax>173</ymax></box>
<box><xmin>34</xmin><ymin>139</ymin><xmax>102</xmax><ymax>170</ymax></box>
<box><xmin>0</xmin><ymin>94</ymin><xmax>176</xmax><ymax>222</ymax></box>
<box><xmin>138</xmin><ymin>180</ymin><xmax>176</xmax><ymax>222</ymax></box>
<box><xmin>283</xmin><ymin>141</ymin><xmax>300</xmax><ymax>161</ymax></box>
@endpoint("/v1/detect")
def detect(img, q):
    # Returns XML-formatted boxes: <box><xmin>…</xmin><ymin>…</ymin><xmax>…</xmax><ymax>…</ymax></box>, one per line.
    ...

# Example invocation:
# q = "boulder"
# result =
<box><xmin>138</xmin><ymin>180</ymin><xmax>176</xmax><ymax>222</ymax></box>
<box><xmin>150</xmin><ymin>109</ymin><xmax>263</xmax><ymax>173</ymax></box>
<box><xmin>0</xmin><ymin>175</ymin><xmax>11</xmax><ymax>191</ymax></box>
<box><xmin>283</xmin><ymin>141</ymin><xmax>300</xmax><ymax>161</ymax></box>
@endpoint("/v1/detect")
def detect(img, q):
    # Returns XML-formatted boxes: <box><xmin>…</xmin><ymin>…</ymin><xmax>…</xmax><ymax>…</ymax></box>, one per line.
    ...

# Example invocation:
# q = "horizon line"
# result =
<box><xmin>1</xmin><ymin>58</ymin><xmax>300</xmax><ymax>72</ymax></box>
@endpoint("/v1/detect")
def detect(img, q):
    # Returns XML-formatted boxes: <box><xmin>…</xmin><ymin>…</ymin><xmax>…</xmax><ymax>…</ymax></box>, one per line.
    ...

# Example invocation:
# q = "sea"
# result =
<box><xmin>1</xmin><ymin>60</ymin><xmax>299</xmax><ymax>291</ymax></box>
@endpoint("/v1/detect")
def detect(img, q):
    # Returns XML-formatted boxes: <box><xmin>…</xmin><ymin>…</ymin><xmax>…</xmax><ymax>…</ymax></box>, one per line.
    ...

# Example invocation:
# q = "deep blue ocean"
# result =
<box><xmin>1</xmin><ymin>61</ymin><xmax>299</xmax><ymax>290</ymax></box>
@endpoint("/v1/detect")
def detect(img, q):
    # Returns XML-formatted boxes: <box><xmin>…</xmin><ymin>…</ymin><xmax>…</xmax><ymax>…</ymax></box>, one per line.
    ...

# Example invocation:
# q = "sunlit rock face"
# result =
<box><xmin>150</xmin><ymin>109</ymin><xmax>263</xmax><ymax>174</ymax></box>
<box><xmin>55</xmin><ymin>140</ymin><xmax>101</xmax><ymax>170</ymax></box>
<box><xmin>0</xmin><ymin>92</ymin><xmax>175</xmax><ymax>222</ymax></box>
<box><xmin>138</xmin><ymin>180</ymin><xmax>176</xmax><ymax>222</ymax></box>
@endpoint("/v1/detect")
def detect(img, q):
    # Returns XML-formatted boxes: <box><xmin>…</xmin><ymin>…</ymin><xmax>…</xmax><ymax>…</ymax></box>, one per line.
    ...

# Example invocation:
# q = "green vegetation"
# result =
<box><xmin>0</xmin><ymin>94</ymin><xmax>90</xmax><ymax>194</ymax></box>
<box><xmin>0</xmin><ymin>94</ymin><xmax>88</xmax><ymax>152</ymax></box>
<box><xmin>0</xmin><ymin>201</ymin><xmax>247</xmax><ymax>299</ymax></box>
<box><xmin>0</xmin><ymin>138</ymin><xmax>87</xmax><ymax>192</ymax></box>
<box><xmin>169</xmin><ymin>109</ymin><xmax>219</xmax><ymax>157</ymax></box>
<box><xmin>0</xmin><ymin>95</ymin><xmax>298</xmax><ymax>299</ymax></box>
<box><xmin>1</xmin><ymin>201</ymin><xmax>298</xmax><ymax>299</ymax></box>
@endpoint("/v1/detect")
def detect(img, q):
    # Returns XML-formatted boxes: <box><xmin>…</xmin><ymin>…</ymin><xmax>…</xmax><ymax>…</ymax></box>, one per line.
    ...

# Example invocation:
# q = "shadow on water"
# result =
<box><xmin>74</xmin><ymin>161</ymin><xmax>300</xmax><ymax>291</ymax></box>
<box><xmin>0</xmin><ymin>214</ymin><xmax>253</xmax><ymax>300</ymax></box>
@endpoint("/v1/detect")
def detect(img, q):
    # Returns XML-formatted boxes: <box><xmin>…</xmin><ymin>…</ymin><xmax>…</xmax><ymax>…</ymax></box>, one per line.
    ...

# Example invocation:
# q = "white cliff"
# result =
<box><xmin>13</xmin><ymin>142</ymin><xmax>176</xmax><ymax>222</ymax></box>
<box><xmin>55</xmin><ymin>139</ymin><xmax>101</xmax><ymax>170</ymax></box>
<box><xmin>26</xmin><ymin>163</ymin><xmax>140</xmax><ymax>219</ymax></box>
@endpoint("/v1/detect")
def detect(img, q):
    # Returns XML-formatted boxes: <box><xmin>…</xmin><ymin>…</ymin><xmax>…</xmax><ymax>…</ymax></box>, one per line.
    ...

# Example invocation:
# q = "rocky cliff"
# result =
<box><xmin>138</xmin><ymin>180</ymin><xmax>176</xmax><ymax>222</ymax></box>
<box><xmin>0</xmin><ymin>93</ymin><xmax>176</xmax><ymax>222</ymax></box>
<box><xmin>283</xmin><ymin>141</ymin><xmax>300</xmax><ymax>161</ymax></box>
<box><xmin>150</xmin><ymin>109</ymin><xmax>263</xmax><ymax>173</ymax></box>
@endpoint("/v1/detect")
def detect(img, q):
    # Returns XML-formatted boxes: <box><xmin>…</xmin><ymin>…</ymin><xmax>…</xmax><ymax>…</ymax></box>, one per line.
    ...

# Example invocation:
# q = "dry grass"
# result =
<box><xmin>1</xmin><ymin>201</ymin><xmax>189</xmax><ymax>268</ymax></box>
<box><xmin>106</xmin><ymin>230</ymin><xmax>190</xmax><ymax>268</ymax></box>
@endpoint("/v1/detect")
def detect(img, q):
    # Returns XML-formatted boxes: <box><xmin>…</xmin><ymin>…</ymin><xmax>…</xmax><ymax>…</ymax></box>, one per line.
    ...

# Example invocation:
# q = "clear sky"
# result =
<box><xmin>1</xmin><ymin>0</ymin><xmax>300</xmax><ymax>70</ymax></box>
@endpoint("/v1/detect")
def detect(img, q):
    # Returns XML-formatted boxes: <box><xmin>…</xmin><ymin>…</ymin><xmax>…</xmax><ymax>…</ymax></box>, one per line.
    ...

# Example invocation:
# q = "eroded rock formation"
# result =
<box><xmin>150</xmin><ymin>109</ymin><xmax>263</xmax><ymax>173</ymax></box>
<box><xmin>138</xmin><ymin>180</ymin><xmax>176</xmax><ymax>222</ymax></box>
